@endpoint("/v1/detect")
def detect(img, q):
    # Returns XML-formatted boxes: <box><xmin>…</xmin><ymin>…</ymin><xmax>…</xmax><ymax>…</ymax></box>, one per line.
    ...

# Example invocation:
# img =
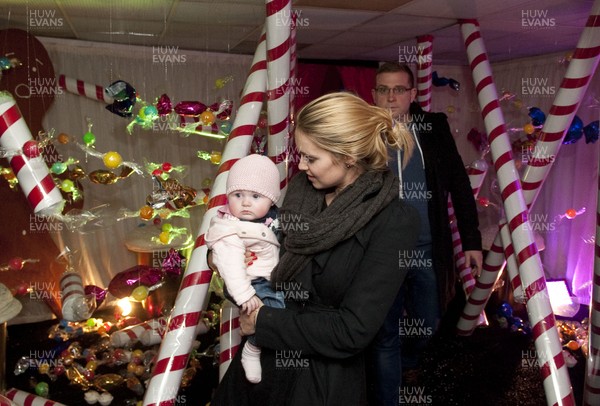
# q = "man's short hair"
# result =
<box><xmin>375</xmin><ymin>62</ymin><xmax>415</xmax><ymax>88</ymax></box>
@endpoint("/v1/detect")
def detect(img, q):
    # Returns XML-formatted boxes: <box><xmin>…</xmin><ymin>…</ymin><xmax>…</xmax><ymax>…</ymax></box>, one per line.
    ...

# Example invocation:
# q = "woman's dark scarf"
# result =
<box><xmin>271</xmin><ymin>170</ymin><xmax>398</xmax><ymax>283</ymax></box>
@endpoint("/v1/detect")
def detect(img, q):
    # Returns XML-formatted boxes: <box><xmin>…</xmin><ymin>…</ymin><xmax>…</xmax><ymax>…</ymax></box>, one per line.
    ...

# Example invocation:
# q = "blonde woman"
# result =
<box><xmin>211</xmin><ymin>92</ymin><xmax>418</xmax><ymax>406</ymax></box>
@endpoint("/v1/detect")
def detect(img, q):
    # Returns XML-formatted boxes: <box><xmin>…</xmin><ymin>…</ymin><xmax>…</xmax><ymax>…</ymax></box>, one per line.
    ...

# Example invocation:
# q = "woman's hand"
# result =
<box><xmin>239</xmin><ymin>305</ymin><xmax>263</xmax><ymax>336</ymax></box>
<box><xmin>241</xmin><ymin>295</ymin><xmax>263</xmax><ymax>315</ymax></box>
<box><xmin>244</xmin><ymin>250</ymin><xmax>258</xmax><ymax>266</ymax></box>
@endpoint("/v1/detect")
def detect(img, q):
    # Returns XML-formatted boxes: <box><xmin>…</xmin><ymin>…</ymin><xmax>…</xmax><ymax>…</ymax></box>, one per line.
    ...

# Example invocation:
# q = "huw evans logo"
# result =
<box><xmin>29</xmin><ymin>78</ymin><xmax>64</xmax><ymax>97</ymax></box>
<box><xmin>521</xmin><ymin>77</ymin><xmax>556</xmax><ymax>96</ymax></box>
<box><xmin>152</xmin><ymin>46</ymin><xmax>187</xmax><ymax>64</ymax></box>
<box><xmin>29</xmin><ymin>214</ymin><xmax>64</xmax><ymax>233</ymax></box>
<box><xmin>521</xmin><ymin>10</ymin><xmax>556</xmax><ymax>28</ymax></box>
<box><xmin>274</xmin><ymin>281</ymin><xmax>309</xmax><ymax>301</ymax></box>
<box><xmin>28</xmin><ymin>350</ymin><xmax>63</xmax><ymax>368</ymax></box>
<box><xmin>399</xmin><ymin>249</ymin><xmax>433</xmax><ymax>270</ymax></box>
<box><xmin>398</xmin><ymin>318</ymin><xmax>433</xmax><ymax>339</ymax></box>
<box><xmin>275</xmin><ymin>350</ymin><xmax>309</xmax><ymax>369</ymax></box>
<box><xmin>273</xmin><ymin>213</ymin><xmax>309</xmax><ymax>233</ymax></box>
<box><xmin>274</xmin><ymin>77</ymin><xmax>310</xmax><ymax>97</ymax></box>
<box><xmin>29</xmin><ymin>282</ymin><xmax>62</xmax><ymax>301</ymax></box>
<box><xmin>521</xmin><ymin>144</ymin><xmax>556</xmax><ymax>165</ymax></box>
<box><xmin>399</xmin><ymin>386</ymin><xmax>432</xmax><ymax>405</ymax></box>
<box><xmin>521</xmin><ymin>349</ymin><xmax>553</xmax><ymax>368</ymax></box>
<box><xmin>401</xmin><ymin>182</ymin><xmax>433</xmax><ymax>201</ymax></box>
<box><xmin>29</xmin><ymin>9</ymin><xmax>63</xmax><ymax>27</ymax></box>
<box><xmin>521</xmin><ymin>213</ymin><xmax>556</xmax><ymax>232</ymax></box>
<box><xmin>276</xmin><ymin>10</ymin><xmax>309</xmax><ymax>28</ymax></box>
<box><xmin>398</xmin><ymin>45</ymin><xmax>432</xmax><ymax>64</ymax></box>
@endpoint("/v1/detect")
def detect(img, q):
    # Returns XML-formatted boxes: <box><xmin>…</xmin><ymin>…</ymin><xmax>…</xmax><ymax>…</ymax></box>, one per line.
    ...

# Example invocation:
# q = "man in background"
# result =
<box><xmin>368</xmin><ymin>62</ymin><xmax>482</xmax><ymax>406</ymax></box>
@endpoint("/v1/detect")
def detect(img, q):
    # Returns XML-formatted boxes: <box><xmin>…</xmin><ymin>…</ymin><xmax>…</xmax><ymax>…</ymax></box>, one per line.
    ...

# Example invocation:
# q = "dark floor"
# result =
<box><xmin>5</xmin><ymin>294</ymin><xmax>586</xmax><ymax>406</ymax></box>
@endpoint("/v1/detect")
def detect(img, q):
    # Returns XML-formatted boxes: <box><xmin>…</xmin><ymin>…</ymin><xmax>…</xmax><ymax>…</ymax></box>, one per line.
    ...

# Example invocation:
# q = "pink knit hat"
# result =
<box><xmin>226</xmin><ymin>154</ymin><xmax>281</xmax><ymax>204</ymax></box>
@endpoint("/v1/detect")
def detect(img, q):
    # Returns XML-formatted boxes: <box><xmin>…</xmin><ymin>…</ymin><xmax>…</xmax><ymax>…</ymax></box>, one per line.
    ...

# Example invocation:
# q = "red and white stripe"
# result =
<box><xmin>585</xmin><ymin>138</ymin><xmax>600</xmax><ymax>404</ymax></box>
<box><xmin>0</xmin><ymin>394</ymin><xmax>16</xmax><ymax>406</ymax></box>
<box><xmin>460</xmin><ymin>19</ymin><xmax>574</xmax><ymax>405</ymax></box>
<box><xmin>219</xmin><ymin>300</ymin><xmax>241</xmax><ymax>381</ymax></box>
<box><xmin>459</xmin><ymin>1</ymin><xmax>600</xmax><ymax>340</ymax></box>
<box><xmin>583</xmin><ymin>10</ymin><xmax>600</xmax><ymax>404</ymax></box>
<box><xmin>266</xmin><ymin>0</ymin><xmax>292</xmax><ymax>198</ymax></box>
<box><xmin>498</xmin><ymin>220</ymin><xmax>525</xmax><ymax>303</ymax></box>
<box><xmin>452</xmin><ymin>159</ymin><xmax>487</xmax><ymax>292</ymax></box>
<box><xmin>451</xmin><ymin>159</ymin><xmax>488</xmax><ymax>325</ymax></box>
<box><xmin>456</xmin><ymin>230</ymin><xmax>505</xmax><ymax>335</ymax></box>
<box><xmin>57</xmin><ymin>75</ymin><xmax>113</xmax><ymax>104</ymax></box>
<box><xmin>142</xmin><ymin>29</ymin><xmax>268</xmax><ymax>406</ymax></box>
<box><xmin>522</xmin><ymin>3</ymin><xmax>600</xmax><ymax>208</ymax></box>
<box><xmin>110</xmin><ymin>317</ymin><xmax>167</xmax><ymax>347</ymax></box>
<box><xmin>59</xmin><ymin>271</ymin><xmax>86</xmax><ymax>321</ymax></box>
<box><xmin>466</xmin><ymin>159</ymin><xmax>488</xmax><ymax>197</ymax></box>
<box><xmin>416</xmin><ymin>35</ymin><xmax>433</xmax><ymax>112</ymax></box>
<box><xmin>5</xmin><ymin>388</ymin><xmax>65</xmax><ymax>406</ymax></box>
<box><xmin>0</xmin><ymin>93</ymin><xmax>64</xmax><ymax>216</ymax></box>
<box><xmin>287</xmin><ymin>11</ymin><xmax>299</xmax><ymax>179</ymax></box>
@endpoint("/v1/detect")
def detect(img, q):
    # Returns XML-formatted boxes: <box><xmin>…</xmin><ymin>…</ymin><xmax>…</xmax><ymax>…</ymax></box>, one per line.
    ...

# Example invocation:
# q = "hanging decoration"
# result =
<box><xmin>126</xmin><ymin>94</ymin><xmax>233</xmax><ymax>139</ymax></box>
<box><xmin>432</xmin><ymin>71</ymin><xmax>460</xmax><ymax>91</ymax></box>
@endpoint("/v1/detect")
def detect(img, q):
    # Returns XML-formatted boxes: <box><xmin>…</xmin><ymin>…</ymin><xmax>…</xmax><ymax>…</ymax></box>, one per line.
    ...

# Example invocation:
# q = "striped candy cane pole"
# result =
<box><xmin>451</xmin><ymin>159</ymin><xmax>488</xmax><ymax>325</ymax></box>
<box><xmin>498</xmin><ymin>219</ymin><xmax>525</xmax><ymax>303</ymax></box>
<box><xmin>460</xmin><ymin>19</ymin><xmax>574</xmax><ymax>405</ymax></box>
<box><xmin>459</xmin><ymin>3</ymin><xmax>600</xmax><ymax>337</ymax></box>
<box><xmin>0</xmin><ymin>92</ymin><xmax>64</xmax><ymax>216</ymax></box>
<box><xmin>219</xmin><ymin>300</ymin><xmax>241</xmax><ymax>381</ymax></box>
<box><xmin>57</xmin><ymin>75</ymin><xmax>114</xmax><ymax>104</ymax></box>
<box><xmin>522</xmin><ymin>4</ymin><xmax>600</xmax><ymax>208</ymax></box>
<box><xmin>585</xmin><ymin>152</ymin><xmax>600</xmax><ymax>405</ymax></box>
<box><xmin>416</xmin><ymin>35</ymin><xmax>433</xmax><ymax>112</ymax></box>
<box><xmin>459</xmin><ymin>0</ymin><xmax>600</xmax><ymax>340</ymax></box>
<box><xmin>452</xmin><ymin>159</ymin><xmax>487</xmax><ymax>293</ymax></box>
<box><xmin>287</xmin><ymin>12</ymin><xmax>299</xmax><ymax>179</ymax></box>
<box><xmin>5</xmin><ymin>389</ymin><xmax>65</xmax><ymax>406</ymax></box>
<box><xmin>457</xmin><ymin>230</ymin><xmax>505</xmax><ymax>335</ymax></box>
<box><xmin>140</xmin><ymin>316</ymin><xmax>209</xmax><ymax>346</ymax></box>
<box><xmin>110</xmin><ymin>317</ymin><xmax>167</xmax><ymax>347</ymax></box>
<box><xmin>266</xmin><ymin>0</ymin><xmax>292</xmax><ymax>197</ymax></box>
<box><xmin>60</xmin><ymin>271</ymin><xmax>91</xmax><ymax>322</ymax></box>
<box><xmin>142</xmin><ymin>30</ymin><xmax>267</xmax><ymax>406</ymax></box>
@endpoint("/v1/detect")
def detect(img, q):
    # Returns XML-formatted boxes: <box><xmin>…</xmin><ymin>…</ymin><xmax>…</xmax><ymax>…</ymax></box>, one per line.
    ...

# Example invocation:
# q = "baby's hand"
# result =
<box><xmin>241</xmin><ymin>296</ymin><xmax>263</xmax><ymax>315</ymax></box>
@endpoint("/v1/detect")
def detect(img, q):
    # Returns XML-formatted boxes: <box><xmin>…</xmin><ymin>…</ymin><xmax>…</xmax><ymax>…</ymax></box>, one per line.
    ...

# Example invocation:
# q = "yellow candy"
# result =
<box><xmin>38</xmin><ymin>362</ymin><xmax>50</xmax><ymax>374</ymax></box>
<box><xmin>159</xmin><ymin>231</ymin><xmax>170</xmax><ymax>244</ymax></box>
<box><xmin>131</xmin><ymin>285</ymin><xmax>149</xmax><ymax>301</ymax></box>
<box><xmin>103</xmin><ymin>151</ymin><xmax>123</xmax><ymax>169</ymax></box>
<box><xmin>210</xmin><ymin>151</ymin><xmax>222</xmax><ymax>165</ymax></box>
<box><xmin>200</xmin><ymin>110</ymin><xmax>215</xmax><ymax>126</ymax></box>
<box><xmin>523</xmin><ymin>123</ymin><xmax>535</xmax><ymax>135</ymax></box>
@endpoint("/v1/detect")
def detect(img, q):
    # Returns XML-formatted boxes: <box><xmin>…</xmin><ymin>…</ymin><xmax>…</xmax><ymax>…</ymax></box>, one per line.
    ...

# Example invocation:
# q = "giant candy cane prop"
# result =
<box><xmin>142</xmin><ymin>29</ymin><xmax>268</xmax><ymax>406</ymax></box>
<box><xmin>0</xmin><ymin>92</ymin><xmax>64</xmax><ymax>216</ymax></box>
<box><xmin>584</xmin><ymin>144</ymin><xmax>600</xmax><ymax>406</ymax></box>
<box><xmin>266</xmin><ymin>0</ymin><xmax>292</xmax><ymax>194</ymax></box>
<box><xmin>459</xmin><ymin>19</ymin><xmax>574</xmax><ymax>405</ymax></box>
<box><xmin>416</xmin><ymin>35</ymin><xmax>433</xmax><ymax>112</ymax></box>
<box><xmin>5</xmin><ymin>389</ymin><xmax>66</xmax><ymax>406</ymax></box>
<box><xmin>458</xmin><ymin>2</ymin><xmax>600</xmax><ymax>340</ymax></box>
<box><xmin>583</xmin><ymin>9</ymin><xmax>600</xmax><ymax>401</ymax></box>
<box><xmin>451</xmin><ymin>159</ymin><xmax>488</xmax><ymax>325</ymax></box>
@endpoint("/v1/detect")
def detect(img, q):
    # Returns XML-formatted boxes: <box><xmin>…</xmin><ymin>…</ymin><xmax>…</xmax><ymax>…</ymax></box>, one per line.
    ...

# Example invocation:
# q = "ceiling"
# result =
<box><xmin>0</xmin><ymin>0</ymin><xmax>594</xmax><ymax>65</ymax></box>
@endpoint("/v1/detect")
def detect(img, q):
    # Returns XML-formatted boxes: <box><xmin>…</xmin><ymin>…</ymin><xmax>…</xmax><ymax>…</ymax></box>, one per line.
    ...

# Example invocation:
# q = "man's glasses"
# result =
<box><xmin>374</xmin><ymin>86</ymin><xmax>413</xmax><ymax>95</ymax></box>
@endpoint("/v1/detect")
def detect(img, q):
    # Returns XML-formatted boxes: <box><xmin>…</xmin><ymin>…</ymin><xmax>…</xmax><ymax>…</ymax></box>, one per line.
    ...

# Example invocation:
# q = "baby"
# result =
<box><xmin>205</xmin><ymin>154</ymin><xmax>284</xmax><ymax>383</ymax></box>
